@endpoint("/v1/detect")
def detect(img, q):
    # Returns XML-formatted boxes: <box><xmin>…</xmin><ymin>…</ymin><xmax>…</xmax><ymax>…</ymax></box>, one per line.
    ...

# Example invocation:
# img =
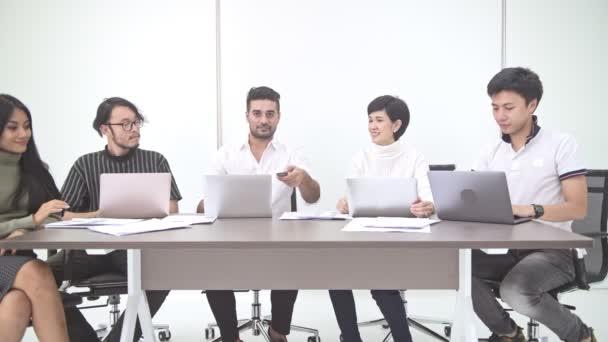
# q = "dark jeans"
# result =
<box><xmin>205</xmin><ymin>290</ymin><xmax>298</xmax><ymax>341</ymax></box>
<box><xmin>48</xmin><ymin>249</ymin><xmax>169</xmax><ymax>342</ymax></box>
<box><xmin>472</xmin><ymin>249</ymin><xmax>587</xmax><ymax>342</ymax></box>
<box><xmin>329</xmin><ymin>290</ymin><xmax>412</xmax><ymax>342</ymax></box>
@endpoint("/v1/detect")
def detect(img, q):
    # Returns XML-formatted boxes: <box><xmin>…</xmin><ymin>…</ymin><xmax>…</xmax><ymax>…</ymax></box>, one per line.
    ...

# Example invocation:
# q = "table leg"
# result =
<box><xmin>450</xmin><ymin>248</ymin><xmax>478</xmax><ymax>341</ymax></box>
<box><xmin>120</xmin><ymin>249</ymin><xmax>155</xmax><ymax>342</ymax></box>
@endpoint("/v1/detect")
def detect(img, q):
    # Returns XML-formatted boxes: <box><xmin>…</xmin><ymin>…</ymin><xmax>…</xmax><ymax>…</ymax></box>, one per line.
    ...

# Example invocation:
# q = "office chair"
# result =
<box><xmin>58</xmin><ymin>251</ymin><xmax>172</xmax><ymax>341</ymax></box>
<box><xmin>204</xmin><ymin>190</ymin><xmax>321</xmax><ymax>342</ymax></box>
<box><xmin>479</xmin><ymin>169</ymin><xmax>608</xmax><ymax>342</ymax></box>
<box><xmin>355</xmin><ymin>164</ymin><xmax>456</xmax><ymax>342</ymax></box>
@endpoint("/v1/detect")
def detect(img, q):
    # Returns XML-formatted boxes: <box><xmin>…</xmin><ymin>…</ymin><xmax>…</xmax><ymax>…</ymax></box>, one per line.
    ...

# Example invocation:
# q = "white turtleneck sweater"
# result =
<box><xmin>347</xmin><ymin>140</ymin><xmax>434</xmax><ymax>203</ymax></box>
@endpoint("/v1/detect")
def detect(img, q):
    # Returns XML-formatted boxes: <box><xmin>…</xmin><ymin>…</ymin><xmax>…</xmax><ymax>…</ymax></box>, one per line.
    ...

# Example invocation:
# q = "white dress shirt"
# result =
<box><xmin>348</xmin><ymin>140</ymin><xmax>434</xmax><ymax>203</ymax></box>
<box><xmin>204</xmin><ymin>138</ymin><xmax>313</xmax><ymax>217</ymax></box>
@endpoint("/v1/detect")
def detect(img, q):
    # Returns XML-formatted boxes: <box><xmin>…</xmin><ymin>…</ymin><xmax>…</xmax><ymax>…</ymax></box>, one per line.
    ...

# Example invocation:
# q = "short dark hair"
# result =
<box><xmin>246</xmin><ymin>86</ymin><xmax>280</xmax><ymax>112</ymax></box>
<box><xmin>487</xmin><ymin>67</ymin><xmax>543</xmax><ymax>105</ymax></box>
<box><xmin>93</xmin><ymin>97</ymin><xmax>144</xmax><ymax>136</ymax></box>
<box><xmin>367</xmin><ymin>95</ymin><xmax>410</xmax><ymax>141</ymax></box>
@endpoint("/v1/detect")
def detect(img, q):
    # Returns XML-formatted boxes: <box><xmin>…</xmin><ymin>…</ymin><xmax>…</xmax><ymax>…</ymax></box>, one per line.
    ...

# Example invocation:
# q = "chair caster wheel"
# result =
<box><xmin>307</xmin><ymin>336</ymin><xmax>320</xmax><ymax>342</ymax></box>
<box><xmin>158</xmin><ymin>328</ymin><xmax>171</xmax><ymax>341</ymax></box>
<box><xmin>205</xmin><ymin>327</ymin><xmax>215</xmax><ymax>339</ymax></box>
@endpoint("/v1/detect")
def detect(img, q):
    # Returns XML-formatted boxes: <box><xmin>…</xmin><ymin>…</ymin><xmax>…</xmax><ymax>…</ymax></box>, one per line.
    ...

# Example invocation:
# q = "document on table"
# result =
<box><xmin>161</xmin><ymin>215</ymin><xmax>217</xmax><ymax>225</ymax></box>
<box><xmin>45</xmin><ymin>216</ymin><xmax>216</xmax><ymax>236</ymax></box>
<box><xmin>45</xmin><ymin>218</ymin><xmax>143</xmax><ymax>229</ymax></box>
<box><xmin>342</xmin><ymin>217</ymin><xmax>440</xmax><ymax>233</ymax></box>
<box><xmin>87</xmin><ymin>218</ymin><xmax>193</xmax><ymax>236</ymax></box>
<box><xmin>279</xmin><ymin>211</ymin><xmax>351</xmax><ymax>220</ymax></box>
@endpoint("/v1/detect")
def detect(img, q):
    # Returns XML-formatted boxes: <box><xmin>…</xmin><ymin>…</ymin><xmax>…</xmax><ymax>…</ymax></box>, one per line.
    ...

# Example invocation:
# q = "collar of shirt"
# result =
<box><xmin>239</xmin><ymin>136</ymin><xmax>280</xmax><ymax>151</ymax></box>
<box><xmin>103</xmin><ymin>145</ymin><xmax>138</xmax><ymax>162</ymax></box>
<box><xmin>501</xmin><ymin>115</ymin><xmax>542</xmax><ymax>145</ymax></box>
<box><xmin>0</xmin><ymin>150</ymin><xmax>21</xmax><ymax>166</ymax></box>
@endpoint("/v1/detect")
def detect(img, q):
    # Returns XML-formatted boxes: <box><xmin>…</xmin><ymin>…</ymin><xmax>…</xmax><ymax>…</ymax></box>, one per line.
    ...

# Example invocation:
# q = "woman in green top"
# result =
<box><xmin>0</xmin><ymin>94</ymin><xmax>69</xmax><ymax>342</ymax></box>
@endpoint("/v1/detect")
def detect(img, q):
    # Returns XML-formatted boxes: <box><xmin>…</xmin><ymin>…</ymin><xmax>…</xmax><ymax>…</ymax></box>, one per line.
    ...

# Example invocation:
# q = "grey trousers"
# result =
<box><xmin>471</xmin><ymin>249</ymin><xmax>587</xmax><ymax>342</ymax></box>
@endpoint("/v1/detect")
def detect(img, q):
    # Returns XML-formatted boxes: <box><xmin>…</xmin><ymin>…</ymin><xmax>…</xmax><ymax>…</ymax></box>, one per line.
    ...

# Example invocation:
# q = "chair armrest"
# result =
<box><xmin>581</xmin><ymin>232</ymin><xmax>608</xmax><ymax>238</ymax></box>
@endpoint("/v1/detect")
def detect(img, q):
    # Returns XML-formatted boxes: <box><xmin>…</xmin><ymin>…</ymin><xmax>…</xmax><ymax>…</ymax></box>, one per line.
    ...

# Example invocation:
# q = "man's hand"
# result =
<box><xmin>277</xmin><ymin>165</ymin><xmax>307</xmax><ymax>188</ymax></box>
<box><xmin>1</xmin><ymin>229</ymin><xmax>25</xmax><ymax>256</ymax></box>
<box><xmin>512</xmin><ymin>204</ymin><xmax>535</xmax><ymax>218</ymax></box>
<box><xmin>410</xmin><ymin>199</ymin><xmax>435</xmax><ymax>218</ymax></box>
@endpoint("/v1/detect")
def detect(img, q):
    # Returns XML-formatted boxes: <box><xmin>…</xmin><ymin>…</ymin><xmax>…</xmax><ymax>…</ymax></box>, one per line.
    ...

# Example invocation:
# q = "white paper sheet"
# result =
<box><xmin>45</xmin><ymin>218</ymin><xmax>143</xmax><ymax>228</ymax></box>
<box><xmin>161</xmin><ymin>215</ymin><xmax>216</xmax><ymax>225</ymax></box>
<box><xmin>279</xmin><ymin>211</ymin><xmax>351</xmax><ymax>220</ymax></box>
<box><xmin>87</xmin><ymin>219</ymin><xmax>192</xmax><ymax>236</ymax></box>
<box><xmin>341</xmin><ymin>217</ymin><xmax>436</xmax><ymax>233</ymax></box>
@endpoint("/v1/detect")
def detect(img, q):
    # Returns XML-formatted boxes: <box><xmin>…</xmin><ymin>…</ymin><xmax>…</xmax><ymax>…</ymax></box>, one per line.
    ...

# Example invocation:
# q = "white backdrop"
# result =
<box><xmin>1</xmin><ymin>0</ymin><xmax>606</xmax><ymax>213</ymax></box>
<box><xmin>0</xmin><ymin>0</ymin><xmax>218</xmax><ymax>212</ymax></box>
<box><xmin>220</xmin><ymin>0</ymin><xmax>501</xmax><ymax>211</ymax></box>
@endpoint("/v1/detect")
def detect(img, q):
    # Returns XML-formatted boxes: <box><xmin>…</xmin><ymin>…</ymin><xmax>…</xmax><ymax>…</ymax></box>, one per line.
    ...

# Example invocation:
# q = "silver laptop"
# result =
<box><xmin>428</xmin><ymin>171</ymin><xmax>530</xmax><ymax>224</ymax></box>
<box><xmin>204</xmin><ymin>175</ymin><xmax>272</xmax><ymax>218</ymax></box>
<box><xmin>347</xmin><ymin>177</ymin><xmax>418</xmax><ymax>217</ymax></box>
<box><xmin>98</xmin><ymin>173</ymin><xmax>171</xmax><ymax>219</ymax></box>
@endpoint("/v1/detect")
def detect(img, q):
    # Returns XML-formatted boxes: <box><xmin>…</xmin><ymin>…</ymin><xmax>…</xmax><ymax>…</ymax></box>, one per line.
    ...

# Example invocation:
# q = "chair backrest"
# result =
<box><xmin>571</xmin><ymin>169</ymin><xmax>608</xmax><ymax>284</ymax></box>
<box><xmin>429</xmin><ymin>164</ymin><xmax>456</xmax><ymax>171</ymax></box>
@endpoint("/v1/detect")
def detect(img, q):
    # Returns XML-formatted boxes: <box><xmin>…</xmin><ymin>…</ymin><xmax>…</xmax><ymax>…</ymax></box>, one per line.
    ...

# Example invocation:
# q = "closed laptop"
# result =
<box><xmin>204</xmin><ymin>174</ymin><xmax>272</xmax><ymax>218</ymax></box>
<box><xmin>98</xmin><ymin>173</ymin><xmax>171</xmax><ymax>219</ymax></box>
<box><xmin>347</xmin><ymin>177</ymin><xmax>418</xmax><ymax>217</ymax></box>
<box><xmin>428</xmin><ymin>171</ymin><xmax>530</xmax><ymax>224</ymax></box>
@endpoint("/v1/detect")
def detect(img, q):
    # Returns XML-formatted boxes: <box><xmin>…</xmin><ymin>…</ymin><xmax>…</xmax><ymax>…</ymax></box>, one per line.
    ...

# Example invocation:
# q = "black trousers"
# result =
<box><xmin>206</xmin><ymin>290</ymin><xmax>298</xmax><ymax>341</ymax></box>
<box><xmin>329</xmin><ymin>290</ymin><xmax>412</xmax><ymax>342</ymax></box>
<box><xmin>48</xmin><ymin>249</ymin><xmax>169</xmax><ymax>342</ymax></box>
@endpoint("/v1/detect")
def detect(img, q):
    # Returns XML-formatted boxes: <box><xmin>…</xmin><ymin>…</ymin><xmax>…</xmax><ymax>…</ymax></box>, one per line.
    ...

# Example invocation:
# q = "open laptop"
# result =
<box><xmin>98</xmin><ymin>173</ymin><xmax>171</xmax><ymax>219</ymax></box>
<box><xmin>428</xmin><ymin>171</ymin><xmax>531</xmax><ymax>224</ymax></box>
<box><xmin>346</xmin><ymin>177</ymin><xmax>418</xmax><ymax>217</ymax></box>
<box><xmin>204</xmin><ymin>174</ymin><xmax>272</xmax><ymax>218</ymax></box>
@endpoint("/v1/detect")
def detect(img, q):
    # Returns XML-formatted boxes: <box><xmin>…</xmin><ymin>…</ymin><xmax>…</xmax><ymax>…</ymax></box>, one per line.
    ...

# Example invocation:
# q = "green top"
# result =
<box><xmin>0</xmin><ymin>151</ymin><xmax>59</xmax><ymax>239</ymax></box>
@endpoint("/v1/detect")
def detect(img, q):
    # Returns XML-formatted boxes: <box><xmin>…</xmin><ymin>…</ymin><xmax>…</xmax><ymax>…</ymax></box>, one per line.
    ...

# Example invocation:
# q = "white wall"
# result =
<box><xmin>0</xmin><ymin>0</ymin><xmax>218</xmax><ymax>212</ymax></box>
<box><xmin>2</xmin><ymin>1</ymin><xmax>605</xmax><ymax>212</ymax></box>
<box><xmin>506</xmin><ymin>0</ymin><xmax>608</xmax><ymax>169</ymax></box>
<box><xmin>220</xmin><ymin>0</ymin><xmax>502</xmax><ymax>211</ymax></box>
<box><xmin>507</xmin><ymin>0</ymin><xmax>608</xmax><ymax>288</ymax></box>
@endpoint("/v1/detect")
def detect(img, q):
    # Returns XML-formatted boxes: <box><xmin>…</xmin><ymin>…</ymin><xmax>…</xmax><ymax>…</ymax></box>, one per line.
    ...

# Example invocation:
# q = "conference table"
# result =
<box><xmin>0</xmin><ymin>218</ymin><xmax>592</xmax><ymax>342</ymax></box>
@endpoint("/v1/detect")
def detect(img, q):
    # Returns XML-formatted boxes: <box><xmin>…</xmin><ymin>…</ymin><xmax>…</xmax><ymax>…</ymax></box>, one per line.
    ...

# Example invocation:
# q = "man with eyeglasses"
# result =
<box><xmin>47</xmin><ymin>97</ymin><xmax>181</xmax><ymax>342</ymax></box>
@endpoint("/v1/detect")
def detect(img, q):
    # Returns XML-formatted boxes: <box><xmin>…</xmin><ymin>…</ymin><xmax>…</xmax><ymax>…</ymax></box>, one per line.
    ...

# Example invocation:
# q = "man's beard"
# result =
<box><xmin>250</xmin><ymin>125</ymin><xmax>275</xmax><ymax>139</ymax></box>
<box><xmin>113</xmin><ymin>136</ymin><xmax>139</xmax><ymax>151</ymax></box>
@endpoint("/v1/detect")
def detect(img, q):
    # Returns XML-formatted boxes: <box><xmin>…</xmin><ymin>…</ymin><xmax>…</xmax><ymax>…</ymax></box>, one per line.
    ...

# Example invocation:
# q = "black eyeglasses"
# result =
<box><xmin>105</xmin><ymin>119</ymin><xmax>144</xmax><ymax>132</ymax></box>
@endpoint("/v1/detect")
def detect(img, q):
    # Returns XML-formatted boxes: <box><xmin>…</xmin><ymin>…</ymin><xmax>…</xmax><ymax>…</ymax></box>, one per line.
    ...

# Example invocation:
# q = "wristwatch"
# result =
<box><xmin>532</xmin><ymin>204</ymin><xmax>544</xmax><ymax>219</ymax></box>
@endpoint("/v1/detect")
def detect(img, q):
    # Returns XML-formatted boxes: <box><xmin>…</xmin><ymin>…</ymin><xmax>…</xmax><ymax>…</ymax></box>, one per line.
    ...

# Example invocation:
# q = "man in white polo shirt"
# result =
<box><xmin>471</xmin><ymin>67</ymin><xmax>595</xmax><ymax>342</ymax></box>
<box><xmin>197</xmin><ymin>86</ymin><xmax>320</xmax><ymax>342</ymax></box>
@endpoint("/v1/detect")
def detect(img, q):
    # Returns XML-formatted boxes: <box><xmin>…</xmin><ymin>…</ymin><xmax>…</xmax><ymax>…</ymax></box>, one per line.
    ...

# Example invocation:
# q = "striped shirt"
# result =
<box><xmin>61</xmin><ymin>147</ymin><xmax>182</xmax><ymax>212</ymax></box>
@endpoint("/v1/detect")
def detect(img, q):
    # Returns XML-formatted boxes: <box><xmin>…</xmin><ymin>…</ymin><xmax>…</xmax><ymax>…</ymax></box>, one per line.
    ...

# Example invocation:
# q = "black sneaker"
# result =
<box><xmin>487</xmin><ymin>327</ymin><xmax>526</xmax><ymax>342</ymax></box>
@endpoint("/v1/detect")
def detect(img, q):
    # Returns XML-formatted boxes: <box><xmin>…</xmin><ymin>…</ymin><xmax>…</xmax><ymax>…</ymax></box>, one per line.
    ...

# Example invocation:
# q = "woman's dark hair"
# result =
<box><xmin>367</xmin><ymin>95</ymin><xmax>410</xmax><ymax>140</ymax></box>
<box><xmin>0</xmin><ymin>94</ymin><xmax>60</xmax><ymax>213</ymax></box>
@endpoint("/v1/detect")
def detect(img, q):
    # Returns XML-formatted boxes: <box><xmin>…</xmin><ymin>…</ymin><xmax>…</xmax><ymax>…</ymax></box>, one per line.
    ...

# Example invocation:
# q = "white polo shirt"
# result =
<box><xmin>348</xmin><ymin>140</ymin><xmax>434</xmax><ymax>203</ymax></box>
<box><xmin>474</xmin><ymin>118</ymin><xmax>586</xmax><ymax>231</ymax></box>
<box><xmin>204</xmin><ymin>138</ymin><xmax>313</xmax><ymax>217</ymax></box>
